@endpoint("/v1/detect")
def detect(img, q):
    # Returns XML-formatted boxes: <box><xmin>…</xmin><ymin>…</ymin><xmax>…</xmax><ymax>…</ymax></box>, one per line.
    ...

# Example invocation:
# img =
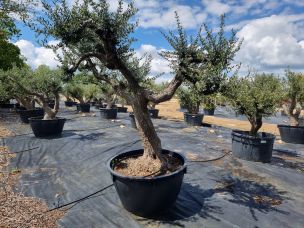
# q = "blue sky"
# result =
<box><xmin>14</xmin><ymin>0</ymin><xmax>304</xmax><ymax>79</ymax></box>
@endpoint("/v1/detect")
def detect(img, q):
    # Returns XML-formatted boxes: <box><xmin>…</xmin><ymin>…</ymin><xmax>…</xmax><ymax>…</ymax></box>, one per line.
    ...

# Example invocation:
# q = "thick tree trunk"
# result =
<box><xmin>41</xmin><ymin>93</ymin><xmax>60</xmax><ymax>120</ymax></box>
<box><xmin>283</xmin><ymin>100</ymin><xmax>300</xmax><ymax>126</ymax></box>
<box><xmin>16</xmin><ymin>97</ymin><xmax>35</xmax><ymax>110</ymax></box>
<box><xmin>249</xmin><ymin>116</ymin><xmax>263</xmax><ymax>135</ymax></box>
<box><xmin>106</xmin><ymin>94</ymin><xmax>117</xmax><ymax>109</ymax></box>
<box><xmin>132</xmin><ymin>95</ymin><xmax>166</xmax><ymax>167</ymax></box>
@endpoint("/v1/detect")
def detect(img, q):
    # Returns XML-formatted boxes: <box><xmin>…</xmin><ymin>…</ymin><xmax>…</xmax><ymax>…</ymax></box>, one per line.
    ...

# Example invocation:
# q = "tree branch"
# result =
<box><xmin>144</xmin><ymin>74</ymin><xmax>183</xmax><ymax>103</ymax></box>
<box><xmin>67</xmin><ymin>52</ymin><xmax>105</xmax><ymax>74</ymax></box>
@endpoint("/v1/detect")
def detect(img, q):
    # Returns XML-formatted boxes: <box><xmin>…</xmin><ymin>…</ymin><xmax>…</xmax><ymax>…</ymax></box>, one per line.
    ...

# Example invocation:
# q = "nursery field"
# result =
<box><xmin>153</xmin><ymin>99</ymin><xmax>289</xmax><ymax>136</ymax></box>
<box><xmin>0</xmin><ymin>104</ymin><xmax>303</xmax><ymax>227</ymax></box>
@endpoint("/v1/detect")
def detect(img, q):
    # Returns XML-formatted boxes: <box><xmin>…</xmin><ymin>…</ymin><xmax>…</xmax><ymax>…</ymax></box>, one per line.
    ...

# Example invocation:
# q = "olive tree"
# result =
<box><xmin>33</xmin><ymin>0</ymin><xmax>206</xmax><ymax>169</ymax></box>
<box><xmin>225</xmin><ymin>73</ymin><xmax>283</xmax><ymax>135</ymax></box>
<box><xmin>0</xmin><ymin>66</ymin><xmax>36</xmax><ymax>109</ymax></box>
<box><xmin>177</xmin><ymin>15</ymin><xmax>241</xmax><ymax>114</ymax></box>
<box><xmin>177</xmin><ymin>86</ymin><xmax>201</xmax><ymax>114</ymax></box>
<box><xmin>2</xmin><ymin>65</ymin><xmax>63</xmax><ymax>120</ymax></box>
<box><xmin>282</xmin><ymin>70</ymin><xmax>304</xmax><ymax>126</ymax></box>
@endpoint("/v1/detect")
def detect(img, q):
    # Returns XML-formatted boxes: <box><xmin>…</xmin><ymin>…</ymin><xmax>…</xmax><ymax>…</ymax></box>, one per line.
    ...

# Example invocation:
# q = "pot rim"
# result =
<box><xmin>232</xmin><ymin>130</ymin><xmax>275</xmax><ymax>139</ymax></box>
<box><xmin>107</xmin><ymin>149</ymin><xmax>187</xmax><ymax>181</ymax></box>
<box><xmin>29</xmin><ymin>117</ymin><xmax>66</xmax><ymax>122</ymax></box>
<box><xmin>278</xmin><ymin>124</ymin><xmax>304</xmax><ymax>129</ymax></box>
<box><xmin>99</xmin><ymin>108</ymin><xmax>118</xmax><ymax>110</ymax></box>
<box><xmin>184</xmin><ymin>112</ymin><xmax>204</xmax><ymax>116</ymax></box>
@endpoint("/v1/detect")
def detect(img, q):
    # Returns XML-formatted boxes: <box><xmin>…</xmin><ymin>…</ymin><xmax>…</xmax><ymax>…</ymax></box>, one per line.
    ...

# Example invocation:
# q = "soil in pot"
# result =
<box><xmin>108</xmin><ymin>149</ymin><xmax>187</xmax><ymax>217</ymax></box>
<box><xmin>184</xmin><ymin>112</ymin><xmax>204</xmax><ymax>126</ymax></box>
<box><xmin>117</xmin><ymin>106</ymin><xmax>128</xmax><ymax>113</ymax></box>
<box><xmin>77</xmin><ymin>103</ymin><xmax>90</xmax><ymax>112</ymax></box>
<box><xmin>149</xmin><ymin>109</ymin><xmax>159</xmax><ymax>118</ymax></box>
<box><xmin>231</xmin><ymin>130</ymin><xmax>275</xmax><ymax>163</ymax></box>
<box><xmin>278</xmin><ymin>125</ymin><xmax>304</xmax><ymax>144</ymax></box>
<box><xmin>100</xmin><ymin>108</ymin><xmax>118</xmax><ymax>119</ymax></box>
<box><xmin>17</xmin><ymin>108</ymin><xmax>44</xmax><ymax>124</ymax></box>
<box><xmin>129</xmin><ymin>113</ymin><xmax>137</xmax><ymax>129</ymax></box>
<box><xmin>203</xmin><ymin>108</ymin><xmax>215</xmax><ymax>116</ymax></box>
<box><xmin>29</xmin><ymin>117</ymin><xmax>66</xmax><ymax>138</ymax></box>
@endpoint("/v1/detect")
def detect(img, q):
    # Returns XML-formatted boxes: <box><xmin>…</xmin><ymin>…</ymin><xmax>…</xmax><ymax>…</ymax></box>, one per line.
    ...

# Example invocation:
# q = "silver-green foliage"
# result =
<box><xmin>225</xmin><ymin>73</ymin><xmax>283</xmax><ymax>135</ymax></box>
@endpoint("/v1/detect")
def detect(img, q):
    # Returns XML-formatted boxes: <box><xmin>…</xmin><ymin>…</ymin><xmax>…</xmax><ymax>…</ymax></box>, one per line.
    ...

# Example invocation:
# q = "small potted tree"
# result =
<box><xmin>116</xmin><ymin>96</ymin><xmax>128</xmax><ymax>113</ymax></box>
<box><xmin>3</xmin><ymin>65</ymin><xmax>65</xmax><ymax>137</ymax></box>
<box><xmin>65</xmin><ymin>82</ymin><xmax>91</xmax><ymax>112</ymax></box>
<box><xmin>225</xmin><ymin>73</ymin><xmax>283</xmax><ymax>162</ymax></box>
<box><xmin>98</xmin><ymin>83</ymin><xmax>119</xmax><ymax>119</ymax></box>
<box><xmin>177</xmin><ymin>86</ymin><xmax>203</xmax><ymax>126</ymax></box>
<box><xmin>278</xmin><ymin>70</ymin><xmax>304</xmax><ymax>144</ymax></box>
<box><xmin>202</xmin><ymin>94</ymin><xmax>217</xmax><ymax>116</ymax></box>
<box><xmin>62</xmin><ymin>85</ymin><xmax>77</xmax><ymax>107</ymax></box>
<box><xmin>0</xmin><ymin>66</ymin><xmax>43</xmax><ymax>123</ymax></box>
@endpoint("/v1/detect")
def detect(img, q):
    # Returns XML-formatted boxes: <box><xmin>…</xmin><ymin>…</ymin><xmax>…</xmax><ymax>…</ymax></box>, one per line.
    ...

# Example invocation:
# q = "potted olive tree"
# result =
<box><xmin>34</xmin><ymin>0</ymin><xmax>209</xmax><ymax>216</ymax></box>
<box><xmin>278</xmin><ymin>70</ymin><xmax>304</xmax><ymax>144</ymax></box>
<box><xmin>225</xmin><ymin>73</ymin><xmax>283</xmax><ymax>162</ymax></box>
<box><xmin>202</xmin><ymin>94</ymin><xmax>217</xmax><ymax>116</ymax></box>
<box><xmin>98</xmin><ymin>83</ymin><xmax>119</xmax><ymax>119</ymax></box>
<box><xmin>0</xmin><ymin>66</ymin><xmax>43</xmax><ymax>122</ymax></box>
<box><xmin>178</xmin><ymin>14</ymin><xmax>241</xmax><ymax>122</ymax></box>
<box><xmin>2</xmin><ymin>65</ymin><xmax>65</xmax><ymax>137</ymax></box>
<box><xmin>177</xmin><ymin>86</ymin><xmax>203</xmax><ymax>126</ymax></box>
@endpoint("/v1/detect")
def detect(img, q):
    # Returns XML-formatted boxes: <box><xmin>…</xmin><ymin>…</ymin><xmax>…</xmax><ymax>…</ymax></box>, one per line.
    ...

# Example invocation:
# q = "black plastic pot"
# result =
<box><xmin>231</xmin><ymin>130</ymin><xmax>275</xmax><ymax>163</ymax></box>
<box><xmin>100</xmin><ymin>108</ymin><xmax>118</xmax><ymax>119</ymax></box>
<box><xmin>117</xmin><ymin>106</ymin><xmax>128</xmax><ymax>113</ymax></box>
<box><xmin>149</xmin><ymin>109</ymin><xmax>159</xmax><ymax>118</ymax></box>
<box><xmin>129</xmin><ymin>113</ymin><xmax>137</xmax><ymax>129</ymax></box>
<box><xmin>184</xmin><ymin>112</ymin><xmax>204</xmax><ymax>126</ymax></box>
<box><xmin>203</xmin><ymin>108</ymin><xmax>215</xmax><ymax>116</ymax></box>
<box><xmin>48</xmin><ymin>102</ymin><xmax>55</xmax><ymax>109</ymax></box>
<box><xmin>278</xmin><ymin>125</ymin><xmax>304</xmax><ymax>144</ymax></box>
<box><xmin>77</xmin><ymin>103</ymin><xmax>90</xmax><ymax>112</ymax></box>
<box><xmin>29</xmin><ymin>117</ymin><xmax>66</xmax><ymax>138</ymax></box>
<box><xmin>16</xmin><ymin>106</ymin><xmax>27</xmax><ymax>111</ymax></box>
<box><xmin>0</xmin><ymin>103</ymin><xmax>15</xmax><ymax>109</ymax></box>
<box><xmin>108</xmin><ymin>149</ymin><xmax>187</xmax><ymax>217</ymax></box>
<box><xmin>65</xmin><ymin>101</ymin><xmax>76</xmax><ymax>107</ymax></box>
<box><xmin>17</xmin><ymin>108</ymin><xmax>44</xmax><ymax>124</ymax></box>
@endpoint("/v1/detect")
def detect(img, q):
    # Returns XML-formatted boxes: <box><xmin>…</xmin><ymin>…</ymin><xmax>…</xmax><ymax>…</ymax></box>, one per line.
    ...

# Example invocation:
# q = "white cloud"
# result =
<box><xmin>136</xmin><ymin>44</ymin><xmax>171</xmax><ymax>75</ymax></box>
<box><xmin>201</xmin><ymin>0</ymin><xmax>230</xmax><ymax>16</ymax></box>
<box><xmin>14</xmin><ymin>40</ymin><xmax>60</xmax><ymax>69</ymax></box>
<box><xmin>235</xmin><ymin>14</ymin><xmax>304</xmax><ymax>73</ymax></box>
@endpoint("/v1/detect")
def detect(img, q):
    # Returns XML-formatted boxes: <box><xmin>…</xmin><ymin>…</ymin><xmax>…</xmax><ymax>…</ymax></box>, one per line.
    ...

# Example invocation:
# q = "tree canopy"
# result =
<box><xmin>225</xmin><ymin>73</ymin><xmax>283</xmax><ymax>135</ymax></box>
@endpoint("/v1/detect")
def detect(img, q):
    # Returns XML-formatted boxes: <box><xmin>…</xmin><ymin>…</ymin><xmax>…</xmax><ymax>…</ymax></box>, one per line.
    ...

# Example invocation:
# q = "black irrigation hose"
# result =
<box><xmin>46</xmin><ymin>167</ymin><xmax>164</xmax><ymax>213</ymax></box>
<box><xmin>3</xmin><ymin>146</ymin><xmax>40</xmax><ymax>154</ymax></box>
<box><xmin>188</xmin><ymin>149</ymin><xmax>231</xmax><ymax>163</ymax></box>
<box><xmin>47</xmin><ymin>184</ymin><xmax>114</xmax><ymax>212</ymax></box>
<box><xmin>45</xmin><ymin>150</ymin><xmax>229</xmax><ymax>213</ymax></box>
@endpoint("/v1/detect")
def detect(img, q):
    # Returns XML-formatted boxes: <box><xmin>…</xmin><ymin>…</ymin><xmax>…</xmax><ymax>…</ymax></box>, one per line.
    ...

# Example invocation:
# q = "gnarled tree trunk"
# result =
<box><xmin>40</xmin><ymin>93</ymin><xmax>60</xmax><ymax>120</ymax></box>
<box><xmin>106</xmin><ymin>94</ymin><xmax>117</xmax><ymax>109</ymax></box>
<box><xmin>15</xmin><ymin>97</ymin><xmax>35</xmax><ymax>110</ymax></box>
<box><xmin>248</xmin><ymin>115</ymin><xmax>263</xmax><ymax>136</ymax></box>
<box><xmin>132</xmin><ymin>94</ymin><xmax>167</xmax><ymax>168</ymax></box>
<box><xmin>282</xmin><ymin>101</ymin><xmax>301</xmax><ymax>127</ymax></box>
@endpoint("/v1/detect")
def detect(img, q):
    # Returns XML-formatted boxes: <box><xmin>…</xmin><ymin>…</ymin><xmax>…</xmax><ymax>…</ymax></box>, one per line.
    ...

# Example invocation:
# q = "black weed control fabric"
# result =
<box><xmin>1</xmin><ymin>106</ymin><xmax>304</xmax><ymax>228</ymax></box>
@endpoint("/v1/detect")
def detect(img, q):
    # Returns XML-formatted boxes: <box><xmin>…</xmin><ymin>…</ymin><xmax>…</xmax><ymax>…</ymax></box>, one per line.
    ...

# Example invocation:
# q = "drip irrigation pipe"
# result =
<box><xmin>3</xmin><ymin>146</ymin><xmax>40</xmax><ymax>155</ymax></box>
<box><xmin>46</xmin><ymin>168</ymin><xmax>161</xmax><ymax>213</ymax></box>
<box><xmin>188</xmin><ymin>149</ymin><xmax>231</xmax><ymax>163</ymax></box>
